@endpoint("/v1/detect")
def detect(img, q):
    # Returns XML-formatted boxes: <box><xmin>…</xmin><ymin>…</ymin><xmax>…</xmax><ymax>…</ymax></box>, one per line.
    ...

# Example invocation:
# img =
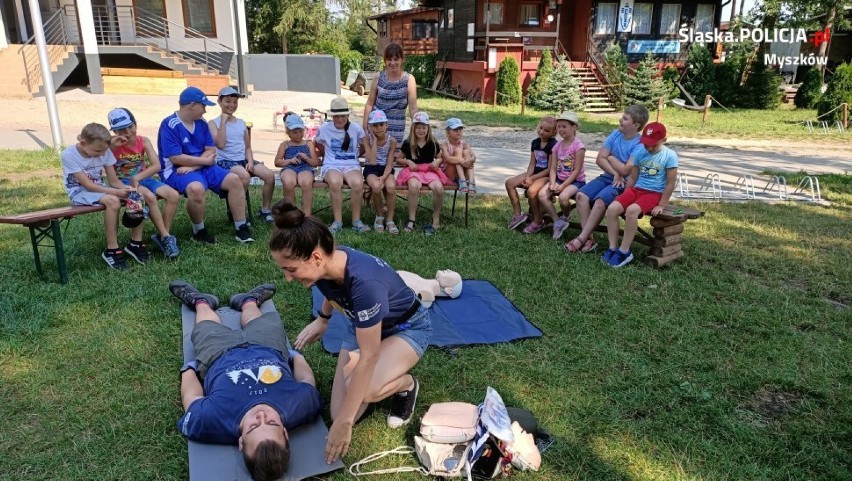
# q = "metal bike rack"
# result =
<box><xmin>676</xmin><ymin>172</ymin><xmax>724</xmax><ymax>199</ymax></box>
<box><xmin>792</xmin><ymin>176</ymin><xmax>822</xmax><ymax>201</ymax></box>
<box><xmin>762</xmin><ymin>175</ymin><xmax>788</xmax><ymax>200</ymax></box>
<box><xmin>730</xmin><ymin>175</ymin><xmax>757</xmax><ymax>200</ymax></box>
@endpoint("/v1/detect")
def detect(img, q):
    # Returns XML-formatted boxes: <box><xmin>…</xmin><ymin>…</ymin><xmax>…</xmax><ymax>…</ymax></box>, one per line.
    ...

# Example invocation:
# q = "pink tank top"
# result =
<box><xmin>554</xmin><ymin>137</ymin><xmax>585</xmax><ymax>182</ymax></box>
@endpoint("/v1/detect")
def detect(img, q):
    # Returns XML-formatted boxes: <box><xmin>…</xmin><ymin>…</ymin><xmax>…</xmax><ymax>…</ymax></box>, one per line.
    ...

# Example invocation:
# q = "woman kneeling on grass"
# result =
<box><xmin>269</xmin><ymin>199</ymin><xmax>431</xmax><ymax>463</ymax></box>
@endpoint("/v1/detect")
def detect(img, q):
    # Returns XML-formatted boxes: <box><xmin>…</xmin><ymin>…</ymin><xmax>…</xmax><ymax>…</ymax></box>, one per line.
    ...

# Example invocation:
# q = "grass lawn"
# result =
<box><xmin>411</xmin><ymin>93</ymin><xmax>850</xmax><ymax>142</ymax></box>
<box><xmin>0</xmin><ymin>150</ymin><xmax>850</xmax><ymax>480</ymax></box>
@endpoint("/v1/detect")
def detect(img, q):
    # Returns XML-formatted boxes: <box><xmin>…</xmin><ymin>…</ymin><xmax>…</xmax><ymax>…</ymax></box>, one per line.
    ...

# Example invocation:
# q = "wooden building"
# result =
<box><xmin>419</xmin><ymin>0</ymin><xmax>722</xmax><ymax>106</ymax></box>
<box><xmin>368</xmin><ymin>7</ymin><xmax>442</xmax><ymax>57</ymax></box>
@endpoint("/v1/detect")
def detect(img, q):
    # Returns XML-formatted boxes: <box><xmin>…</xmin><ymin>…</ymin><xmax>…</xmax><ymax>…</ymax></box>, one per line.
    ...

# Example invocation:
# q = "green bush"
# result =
<box><xmin>527</xmin><ymin>49</ymin><xmax>554</xmax><ymax>106</ymax></box>
<box><xmin>403</xmin><ymin>54</ymin><xmax>438</xmax><ymax>89</ymax></box>
<box><xmin>741</xmin><ymin>58</ymin><xmax>782</xmax><ymax>109</ymax></box>
<box><xmin>713</xmin><ymin>61</ymin><xmax>743</xmax><ymax>107</ymax></box>
<box><xmin>339</xmin><ymin>50</ymin><xmax>363</xmax><ymax>81</ymax></box>
<box><xmin>496</xmin><ymin>56</ymin><xmax>522</xmax><ymax>106</ymax></box>
<box><xmin>682</xmin><ymin>44</ymin><xmax>716</xmax><ymax>101</ymax></box>
<box><xmin>625</xmin><ymin>53</ymin><xmax>669</xmax><ymax>108</ymax></box>
<box><xmin>602</xmin><ymin>43</ymin><xmax>627</xmax><ymax>109</ymax></box>
<box><xmin>533</xmin><ymin>56</ymin><xmax>584</xmax><ymax>111</ymax></box>
<box><xmin>816</xmin><ymin>63</ymin><xmax>852</xmax><ymax>123</ymax></box>
<box><xmin>794</xmin><ymin>69</ymin><xmax>823</xmax><ymax>109</ymax></box>
<box><xmin>662</xmin><ymin>66</ymin><xmax>680</xmax><ymax>101</ymax></box>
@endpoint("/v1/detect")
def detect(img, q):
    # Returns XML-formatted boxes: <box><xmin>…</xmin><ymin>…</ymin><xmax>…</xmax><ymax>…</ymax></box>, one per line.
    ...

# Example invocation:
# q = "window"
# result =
<box><xmin>594</xmin><ymin>3</ymin><xmax>616</xmax><ymax>35</ymax></box>
<box><xmin>135</xmin><ymin>0</ymin><xmax>165</xmax><ymax>17</ymax></box>
<box><xmin>483</xmin><ymin>2</ymin><xmax>504</xmax><ymax>25</ymax></box>
<box><xmin>134</xmin><ymin>0</ymin><xmax>166</xmax><ymax>33</ymax></box>
<box><xmin>412</xmin><ymin>20</ymin><xmax>438</xmax><ymax>39</ymax></box>
<box><xmin>695</xmin><ymin>4</ymin><xmax>714</xmax><ymax>33</ymax></box>
<box><xmin>520</xmin><ymin>4</ymin><xmax>541</xmax><ymax>26</ymax></box>
<box><xmin>448</xmin><ymin>8</ymin><xmax>454</xmax><ymax>29</ymax></box>
<box><xmin>631</xmin><ymin>3</ymin><xmax>652</xmax><ymax>34</ymax></box>
<box><xmin>660</xmin><ymin>4</ymin><xmax>681</xmax><ymax>35</ymax></box>
<box><xmin>182</xmin><ymin>0</ymin><xmax>215</xmax><ymax>35</ymax></box>
<box><xmin>379</xmin><ymin>20</ymin><xmax>387</xmax><ymax>37</ymax></box>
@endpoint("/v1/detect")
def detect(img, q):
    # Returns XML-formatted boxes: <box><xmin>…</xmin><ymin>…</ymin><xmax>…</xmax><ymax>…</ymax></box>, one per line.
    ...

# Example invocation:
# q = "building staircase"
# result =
<box><xmin>570</xmin><ymin>65</ymin><xmax>616</xmax><ymax>113</ymax></box>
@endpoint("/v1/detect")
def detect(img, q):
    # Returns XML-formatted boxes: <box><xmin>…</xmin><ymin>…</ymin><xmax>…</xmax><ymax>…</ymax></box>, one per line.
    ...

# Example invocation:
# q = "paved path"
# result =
<box><xmin>2</xmin><ymin>88</ymin><xmax>850</xmax><ymax>196</ymax></box>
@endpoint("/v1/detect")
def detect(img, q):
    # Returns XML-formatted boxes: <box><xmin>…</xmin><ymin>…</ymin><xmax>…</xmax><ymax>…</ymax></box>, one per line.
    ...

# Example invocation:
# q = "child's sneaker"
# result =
<box><xmin>329</xmin><ymin>221</ymin><xmax>343</xmax><ymax>235</ymax></box>
<box><xmin>124</xmin><ymin>242</ymin><xmax>149</xmax><ymax>264</ymax></box>
<box><xmin>552</xmin><ymin>218</ymin><xmax>569</xmax><ymax>240</ymax></box>
<box><xmin>229</xmin><ymin>283</ymin><xmax>277</xmax><ymax>310</ymax></box>
<box><xmin>102</xmin><ymin>248</ymin><xmax>128</xmax><ymax>270</ymax></box>
<box><xmin>169</xmin><ymin>280</ymin><xmax>220</xmax><ymax>310</ymax></box>
<box><xmin>192</xmin><ymin>228</ymin><xmax>217</xmax><ymax>244</ymax></box>
<box><xmin>235</xmin><ymin>224</ymin><xmax>254</xmax><ymax>243</ymax></box>
<box><xmin>387</xmin><ymin>377</ymin><xmax>419</xmax><ymax>428</ymax></box>
<box><xmin>601</xmin><ymin>248</ymin><xmax>618</xmax><ymax>264</ymax></box>
<box><xmin>163</xmin><ymin>234</ymin><xmax>180</xmax><ymax>258</ymax></box>
<box><xmin>523</xmin><ymin>221</ymin><xmax>544</xmax><ymax>234</ymax></box>
<box><xmin>608</xmin><ymin>249</ymin><xmax>634</xmax><ymax>268</ymax></box>
<box><xmin>258</xmin><ymin>209</ymin><xmax>273</xmax><ymax>224</ymax></box>
<box><xmin>507</xmin><ymin>213</ymin><xmax>528</xmax><ymax>230</ymax></box>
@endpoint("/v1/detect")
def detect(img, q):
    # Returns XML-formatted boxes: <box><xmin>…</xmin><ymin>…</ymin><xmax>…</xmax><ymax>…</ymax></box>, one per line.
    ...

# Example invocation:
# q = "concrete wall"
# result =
<box><xmin>245</xmin><ymin>54</ymin><xmax>340</xmax><ymax>94</ymax></box>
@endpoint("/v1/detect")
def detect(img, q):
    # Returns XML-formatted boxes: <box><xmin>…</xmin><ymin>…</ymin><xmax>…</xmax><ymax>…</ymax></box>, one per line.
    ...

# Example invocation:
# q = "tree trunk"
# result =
<box><xmin>818</xmin><ymin>5</ymin><xmax>836</xmax><ymax>77</ymax></box>
<box><xmin>729</xmin><ymin>0</ymin><xmax>737</xmax><ymax>24</ymax></box>
<box><xmin>738</xmin><ymin>0</ymin><xmax>745</xmax><ymax>16</ymax></box>
<box><xmin>281</xmin><ymin>32</ymin><xmax>288</xmax><ymax>54</ymax></box>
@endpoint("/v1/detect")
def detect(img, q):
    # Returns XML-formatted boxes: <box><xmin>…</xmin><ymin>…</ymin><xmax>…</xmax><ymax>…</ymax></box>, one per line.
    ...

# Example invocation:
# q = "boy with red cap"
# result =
<box><xmin>603</xmin><ymin>122</ymin><xmax>679</xmax><ymax>268</ymax></box>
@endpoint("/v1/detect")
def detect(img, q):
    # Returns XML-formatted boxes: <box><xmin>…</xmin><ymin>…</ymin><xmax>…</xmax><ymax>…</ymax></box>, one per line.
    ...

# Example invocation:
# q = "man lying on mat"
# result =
<box><xmin>170</xmin><ymin>280</ymin><xmax>321</xmax><ymax>481</ymax></box>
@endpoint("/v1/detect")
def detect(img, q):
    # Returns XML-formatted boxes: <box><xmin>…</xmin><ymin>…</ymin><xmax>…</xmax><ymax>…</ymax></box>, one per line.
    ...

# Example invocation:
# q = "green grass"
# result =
<box><xmin>413</xmin><ymin>93</ymin><xmax>851</xmax><ymax>142</ymax></box>
<box><xmin>1</xmin><ymin>150</ymin><xmax>850</xmax><ymax>480</ymax></box>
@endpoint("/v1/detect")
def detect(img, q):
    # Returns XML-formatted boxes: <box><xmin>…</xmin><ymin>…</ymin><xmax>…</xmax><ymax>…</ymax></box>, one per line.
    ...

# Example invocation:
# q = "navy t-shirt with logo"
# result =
<box><xmin>177</xmin><ymin>345</ymin><xmax>322</xmax><ymax>444</ymax></box>
<box><xmin>315</xmin><ymin>246</ymin><xmax>416</xmax><ymax>329</ymax></box>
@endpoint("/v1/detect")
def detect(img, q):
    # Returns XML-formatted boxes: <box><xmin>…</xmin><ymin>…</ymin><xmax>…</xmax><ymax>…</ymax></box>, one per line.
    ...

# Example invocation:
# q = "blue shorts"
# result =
<box><xmin>282</xmin><ymin>163</ymin><xmax>315</xmax><ymax>175</ymax></box>
<box><xmin>579</xmin><ymin>175</ymin><xmax>624</xmax><ymax>206</ymax></box>
<box><xmin>555</xmin><ymin>178</ymin><xmax>586</xmax><ymax>188</ymax></box>
<box><xmin>164</xmin><ymin>165</ymin><xmax>230</xmax><ymax>196</ymax></box>
<box><xmin>340</xmin><ymin>303</ymin><xmax>432</xmax><ymax>358</ymax></box>
<box><xmin>217</xmin><ymin>159</ymin><xmax>262</xmax><ymax>170</ymax></box>
<box><xmin>121</xmin><ymin>176</ymin><xmax>167</xmax><ymax>194</ymax></box>
<box><xmin>363</xmin><ymin>164</ymin><xmax>393</xmax><ymax>179</ymax></box>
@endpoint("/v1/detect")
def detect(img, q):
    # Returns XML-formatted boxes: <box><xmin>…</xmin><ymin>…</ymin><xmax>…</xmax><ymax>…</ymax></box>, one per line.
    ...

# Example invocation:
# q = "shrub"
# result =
<box><xmin>816</xmin><ymin>63</ymin><xmax>852</xmax><ymax>123</ymax></box>
<box><xmin>496</xmin><ymin>56</ymin><xmax>522</xmax><ymax>105</ymax></box>
<box><xmin>794</xmin><ymin>68</ymin><xmax>823</xmax><ymax>109</ymax></box>
<box><xmin>533</xmin><ymin>56</ymin><xmax>584</xmax><ymax>111</ymax></box>
<box><xmin>339</xmin><ymin>50</ymin><xmax>363</xmax><ymax>81</ymax></box>
<box><xmin>403</xmin><ymin>54</ymin><xmax>438</xmax><ymax>88</ymax></box>
<box><xmin>602</xmin><ymin>43</ymin><xmax>627</xmax><ymax>109</ymax></box>
<box><xmin>713</xmin><ymin>61</ymin><xmax>744</xmax><ymax>107</ymax></box>
<box><xmin>527</xmin><ymin>49</ymin><xmax>554</xmax><ymax>107</ymax></box>
<box><xmin>682</xmin><ymin>44</ymin><xmax>716</xmax><ymax>101</ymax></box>
<box><xmin>624</xmin><ymin>53</ymin><xmax>669</xmax><ymax>108</ymax></box>
<box><xmin>741</xmin><ymin>58</ymin><xmax>782</xmax><ymax>109</ymax></box>
<box><xmin>662</xmin><ymin>66</ymin><xmax>681</xmax><ymax>101</ymax></box>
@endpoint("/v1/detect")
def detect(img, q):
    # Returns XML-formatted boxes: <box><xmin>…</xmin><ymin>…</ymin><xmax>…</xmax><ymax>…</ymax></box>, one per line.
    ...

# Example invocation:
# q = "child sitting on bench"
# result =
<box><xmin>275</xmin><ymin>113</ymin><xmax>320</xmax><ymax>217</ymax></box>
<box><xmin>61</xmin><ymin>123</ymin><xmax>138</xmax><ymax>270</ymax></box>
<box><xmin>604</xmin><ymin>122</ymin><xmax>679</xmax><ymax>268</ymax></box>
<box><xmin>171</xmin><ymin>280</ymin><xmax>322</xmax><ymax>481</ymax></box>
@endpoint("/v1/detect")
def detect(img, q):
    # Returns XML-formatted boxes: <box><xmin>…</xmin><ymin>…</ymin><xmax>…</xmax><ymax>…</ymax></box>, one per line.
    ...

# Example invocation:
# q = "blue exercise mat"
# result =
<box><xmin>313</xmin><ymin>280</ymin><xmax>543</xmax><ymax>353</ymax></box>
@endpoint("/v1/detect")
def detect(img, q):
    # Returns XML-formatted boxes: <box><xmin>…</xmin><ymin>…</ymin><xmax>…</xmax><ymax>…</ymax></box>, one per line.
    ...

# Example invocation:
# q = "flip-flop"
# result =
<box><xmin>564</xmin><ymin>238</ymin><xmax>583</xmax><ymax>253</ymax></box>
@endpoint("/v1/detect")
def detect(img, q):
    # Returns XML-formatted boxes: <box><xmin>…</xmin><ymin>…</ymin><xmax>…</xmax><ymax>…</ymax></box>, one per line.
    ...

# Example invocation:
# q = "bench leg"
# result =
<box><xmin>245</xmin><ymin>188</ymin><xmax>253</xmax><ymax>225</ymax></box>
<box><xmin>451</xmin><ymin>190</ymin><xmax>457</xmax><ymax>216</ymax></box>
<box><xmin>464</xmin><ymin>192</ymin><xmax>469</xmax><ymax>228</ymax></box>
<box><xmin>27</xmin><ymin>225</ymin><xmax>44</xmax><ymax>278</ymax></box>
<box><xmin>52</xmin><ymin>220</ymin><xmax>68</xmax><ymax>284</ymax></box>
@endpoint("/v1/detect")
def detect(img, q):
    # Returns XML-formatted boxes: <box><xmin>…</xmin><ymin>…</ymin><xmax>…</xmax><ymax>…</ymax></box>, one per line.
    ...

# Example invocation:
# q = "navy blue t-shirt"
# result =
<box><xmin>177</xmin><ymin>345</ymin><xmax>322</xmax><ymax>444</ymax></box>
<box><xmin>530</xmin><ymin>137</ymin><xmax>557</xmax><ymax>170</ymax></box>
<box><xmin>315</xmin><ymin>246</ymin><xmax>416</xmax><ymax>329</ymax></box>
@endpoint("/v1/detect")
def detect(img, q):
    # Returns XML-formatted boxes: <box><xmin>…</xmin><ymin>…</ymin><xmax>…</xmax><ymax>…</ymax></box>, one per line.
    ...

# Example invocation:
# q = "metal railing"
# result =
<box><xmin>18</xmin><ymin>9</ymin><xmax>71</xmax><ymax>93</ymax></box>
<box><xmin>79</xmin><ymin>5</ymin><xmax>237</xmax><ymax>78</ymax></box>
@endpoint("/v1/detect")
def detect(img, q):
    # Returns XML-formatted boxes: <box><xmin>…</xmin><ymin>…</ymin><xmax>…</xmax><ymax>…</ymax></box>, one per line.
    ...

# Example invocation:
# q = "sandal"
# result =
<box><xmin>581</xmin><ymin>238</ymin><xmax>598</xmax><ymax>253</ymax></box>
<box><xmin>386</xmin><ymin>221</ymin><xmax>399</xmax><ymax>234</ymax></box>
<box><xmin>468</xmin><ymin>183</ymin><xmax>477</xmax><ymax>196</ymax></box>
<box><xmin>403</xmin><ymin>219</ymin><xmax>416</xmax><ymax>233</ymax></box>
<box><xmin>422</xmin><ymin>224</ymin><xmax>436</xmax><ymax>236</ymax></box>
<box><xmin>565</xmin><ymin>237</ymin><xmax>583</xmax><ymax>253</ymax></box>
<box><xmin>352</xmin><ymin>219</ymin><xmax>371</xmax><ymax>233</ymax></box>
<box><xmin>374</xmin><ymin>216</ymin><xmax>385</xmax><ymax>233</ymax></box>
<box><xmin>457</xmin><ymin>179</ymin><xmax>469</xmax><ymax>193</ymax></box>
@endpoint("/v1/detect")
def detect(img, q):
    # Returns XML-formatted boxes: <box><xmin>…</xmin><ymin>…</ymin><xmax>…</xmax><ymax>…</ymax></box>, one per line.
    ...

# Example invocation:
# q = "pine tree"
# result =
<box><xmin>528</xmin><ymin>49</ymin><xmax>554</xmax><ymax>108</ymax></box>
<box><xmin>624</xmin><ymin>53</ymin><xmax>668</xmax><ymax>109</ymax></box>
<box><xmin>741</xmin><ymin>57</ymin><xmax>782</xmax><ymax>109</ymax></box>
<box><xmin>682</xmin><ymin>44</ymin><xmax>716</xmax><ymax>101</ymax></box>
<box><xmin>536</xmin><ymin>57</ymin><xmax>584</xmax><ymax>111</ymax></box>
<box><xmin>496</xmin><ymin>57</ymin><xmax>522</xmax><ymax>106</ymax></box>
<box><xmin>794</xmin><ymin>68</ymin><xmax>823</xmax><ymax>109</ymax></box>
<box><xmin>602</xmin><ymin>43</ymin><xmax>627</xmax><ymax>109</ymax></box>
<box><xmin>816</xmin><ymin>62</ymin><xmax>852</xmax><ymax>123</ymax></box>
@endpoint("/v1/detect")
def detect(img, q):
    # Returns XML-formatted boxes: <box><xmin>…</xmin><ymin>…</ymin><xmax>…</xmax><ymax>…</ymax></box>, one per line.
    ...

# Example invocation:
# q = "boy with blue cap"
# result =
<box><xmin>157</xmin><ymin>86</ymin><xmax>253</xmax><ymax>244</ymax></box>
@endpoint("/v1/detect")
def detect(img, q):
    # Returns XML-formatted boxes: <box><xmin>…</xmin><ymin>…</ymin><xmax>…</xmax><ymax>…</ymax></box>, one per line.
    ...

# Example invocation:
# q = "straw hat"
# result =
<box><xmin>327</xmin><ymin>97</ymin><xmax>351</xmax><ymax>116</ymax></box>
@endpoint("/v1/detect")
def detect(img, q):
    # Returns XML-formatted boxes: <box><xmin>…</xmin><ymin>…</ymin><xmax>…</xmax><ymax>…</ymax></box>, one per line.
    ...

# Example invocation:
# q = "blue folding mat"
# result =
<box><xmin>312</xmin><ymin>280</ymin><xmax>543</xmax><ymax>353</ymax></box>
<box><xmin>181</xmin><ymin>301</ymin><xmax>344</xmax><ymax>481</ymax></box>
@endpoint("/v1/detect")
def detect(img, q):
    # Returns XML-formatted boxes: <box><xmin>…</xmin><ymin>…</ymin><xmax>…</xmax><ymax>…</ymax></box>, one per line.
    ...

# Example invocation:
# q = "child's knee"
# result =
<box><xmin>100</xmin><ymin>194</ymin><xmax>121</xmax><ymax>209</ymax></box>
<box><xmin>607</xmin><ymin>201</ymin><xmax>624</xmax><ymax>214</ymax></box>
<box><xmin>625</xmin><ymin>204</ymin><xmax>642</xmax><ymax>218</ymax></box>
<box><xmin>161</xmin><ymin>187</ymin><xmax>180</xmax><ymax>202</ymax></box>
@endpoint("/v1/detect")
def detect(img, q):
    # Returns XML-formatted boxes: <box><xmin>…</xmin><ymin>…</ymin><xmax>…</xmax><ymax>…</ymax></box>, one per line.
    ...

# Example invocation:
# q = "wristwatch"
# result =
<box><xmin>317</xmin><ymin>310</ymin><xmax>332</xmax><ymax>320</ymax></box>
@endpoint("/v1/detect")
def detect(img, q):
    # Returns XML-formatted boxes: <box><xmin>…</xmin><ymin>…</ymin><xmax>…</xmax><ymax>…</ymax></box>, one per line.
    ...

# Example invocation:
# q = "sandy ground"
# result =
<box><xmin>1</xmin><ymin>88</ymin><xmax>849</xmax><ymax>196</ymax></box>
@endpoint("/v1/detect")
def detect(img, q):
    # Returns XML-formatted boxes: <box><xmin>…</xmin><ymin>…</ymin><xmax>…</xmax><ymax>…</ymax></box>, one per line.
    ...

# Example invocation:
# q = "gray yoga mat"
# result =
<box><xmin>181</xmin><ymin>301</ymin><xmax>344</xmax><ymax>481</ymax></box>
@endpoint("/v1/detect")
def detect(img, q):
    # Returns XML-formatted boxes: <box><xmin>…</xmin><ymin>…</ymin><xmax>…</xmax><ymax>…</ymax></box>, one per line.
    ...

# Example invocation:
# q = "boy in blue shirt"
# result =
<box><xmin>157</xmin><ymin>86</ymin><xmax>253</xmax><ymax>244</ymax></box>
<box><xmin>171</xmin><ymin>280</ymin><xmax>322</xmax><ymax>481</ymax></box>
<box><xmin>604</xmin><ymin>122</ymin><xmax>679</xmax><ymax>267</ymax></box>
<box><xmin>565</xmin><ymin>105</ymin><xmax>648</xmax><ymax>253</ymax></box>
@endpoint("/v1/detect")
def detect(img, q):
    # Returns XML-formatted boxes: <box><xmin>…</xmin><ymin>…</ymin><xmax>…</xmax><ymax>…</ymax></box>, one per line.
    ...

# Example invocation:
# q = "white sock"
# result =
<box><xmin>192</xmin><ymin>222</ymin><xmax>205</xmax><ymax>234</ymax></box>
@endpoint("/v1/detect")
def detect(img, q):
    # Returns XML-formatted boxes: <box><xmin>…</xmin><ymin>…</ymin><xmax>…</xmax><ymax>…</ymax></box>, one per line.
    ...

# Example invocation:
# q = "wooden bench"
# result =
<box><xmin>309</xmin><ymin>181</ymin><xmax>470</xmax><ymax>227</ymax></box>
<box><xmin>0</xmin><ymin>205</ymin><xmax>106</xmax><ymax>283</ymax></box>
<box><xmin>568</xmin><ymin>204</ymin><xmax>704</xmax><ymax>268</ymax></box>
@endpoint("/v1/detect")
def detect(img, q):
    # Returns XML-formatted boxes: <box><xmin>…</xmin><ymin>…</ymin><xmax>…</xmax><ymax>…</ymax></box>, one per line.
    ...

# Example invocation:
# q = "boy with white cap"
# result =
<box><xmin>209</xmin><ymin>86</ymin><xmax>277</xmax><ymax>224</ymax></box>
<box><xmin>108</xmin><ymin>107</ymin><xmax>181</xmax><ymax>259</ymax></box>
<box><xmin>157</xmin><ymin>86</ymin><xmax>253</xmax><ymax>244</ymax></box>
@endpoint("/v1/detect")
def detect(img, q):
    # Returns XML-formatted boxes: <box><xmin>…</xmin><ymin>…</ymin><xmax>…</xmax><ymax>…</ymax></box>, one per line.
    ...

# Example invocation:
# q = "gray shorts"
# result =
<box><xmin>340</xmin><ymin>303</ymin><xmax>432</xmax><ymax>358</ymax></box>
<box><xmin>191</xmin><ymin>311</ymin><xmax>290</xmax><ymax>379</ymax></box>
<box><xmin>69</xmin><ymin>190</ymin><xmax>105</xmax><ymax>206</ymax></box>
